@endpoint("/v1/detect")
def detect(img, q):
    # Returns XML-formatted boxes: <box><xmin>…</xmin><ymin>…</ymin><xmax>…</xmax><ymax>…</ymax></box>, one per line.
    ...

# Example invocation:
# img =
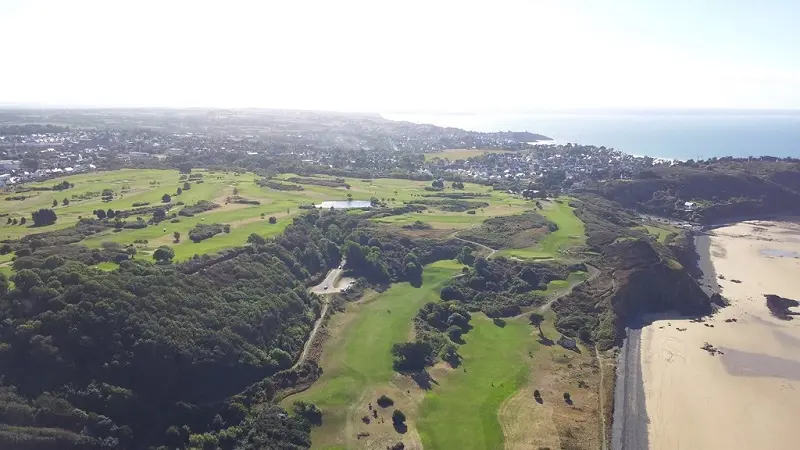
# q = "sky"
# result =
<box><xmin>0</xmin><ymin>0</ymin><xmax>798</xmax><ymax>112</ymax></box>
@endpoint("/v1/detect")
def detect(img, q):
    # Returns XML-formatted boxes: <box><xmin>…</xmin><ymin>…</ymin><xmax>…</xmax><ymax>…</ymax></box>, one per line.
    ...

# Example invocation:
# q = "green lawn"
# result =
<box><xmin>497</xmin><ymin>198</ymin><xmax>585</xmax><ymax>259</ymax></box>
<box><xmin>423</xmin><ymin>149</ymin><xmax>519</xmax><ymax>161</ymax></box>
<box><xmin>417</xmin><ymin>315</ymin><xmax>536</xmax><ymax>450</ymax></box>
<box><xmin>641</xmin><ymin>224</ymin><xmax>678</xmax><ymax>243</ymax></box>
<box><xmin>283</xmin><ymin>260</ymin><xmax>463</xmax><ymax>448</ymax></box>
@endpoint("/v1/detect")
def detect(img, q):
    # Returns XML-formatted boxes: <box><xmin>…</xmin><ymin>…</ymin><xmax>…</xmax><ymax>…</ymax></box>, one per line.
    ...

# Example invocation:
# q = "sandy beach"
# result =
<box><xmin>637</xmin><ymin>219</ymin><xmax>800</xmax><ymax>449</ymax></box>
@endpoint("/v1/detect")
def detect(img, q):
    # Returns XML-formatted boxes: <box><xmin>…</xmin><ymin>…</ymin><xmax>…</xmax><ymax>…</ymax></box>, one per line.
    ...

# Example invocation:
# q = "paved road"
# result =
<box><xmin>611</xmin><ymin>327</ymin><xmax>649</xmax><ymax>450</ymax></box>
<box><xmin>292</xmin><ymin>260</ymin><xmax>349</xmax><ymax>370</ymax></box>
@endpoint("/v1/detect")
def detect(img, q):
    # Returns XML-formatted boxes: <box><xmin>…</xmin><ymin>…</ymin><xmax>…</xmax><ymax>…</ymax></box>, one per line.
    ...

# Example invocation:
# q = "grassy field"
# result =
<box><xmin>3</xmin><ymin>170</ymin><xmax>532</xmax><ymax>264</ymax></box>
<box><xmin>417</xmin><ymin>315</ymin><xmax>535</xmax><ymax>450</ymax></box>
<box><xmin>497</xmin><ymin>198</ymin><xmax>586</xmax><ymax>259</ymax></box>
<box><xmin>283</xmin><ymin>260</ymin><xmax>463</xmax><ymax>449</ymax></box>
<box><xmin>423</xmin><ymin>149</ymin><xmax>519</xmax><ymax>161</ymax></box>
<box><xmin>640</xmin><ymin>223</ymin><xmax>678</xmax><ymax>243</ymax></box>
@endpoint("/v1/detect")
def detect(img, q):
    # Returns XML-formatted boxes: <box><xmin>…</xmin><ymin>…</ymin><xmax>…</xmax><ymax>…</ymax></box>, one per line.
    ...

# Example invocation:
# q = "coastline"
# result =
<box><xmin>617</xmin><ymin>219</ymin><xmax>800</xmax><ymax>449</ymax></box>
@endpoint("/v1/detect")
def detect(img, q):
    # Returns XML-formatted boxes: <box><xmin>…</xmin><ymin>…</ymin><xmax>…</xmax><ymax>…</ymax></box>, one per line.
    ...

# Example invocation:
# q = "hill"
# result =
<box><xmin>585</xmin><ymin>159</ymin><xmax>800</xmax><ymax>223</ymax></box>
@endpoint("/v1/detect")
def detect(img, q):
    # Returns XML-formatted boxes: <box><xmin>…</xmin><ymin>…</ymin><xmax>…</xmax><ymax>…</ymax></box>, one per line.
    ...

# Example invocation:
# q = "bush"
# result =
<box><xmin>376</xmin><ymin>395</ymin><xmax>394</xmax><ymax>408</ymax></box>
<box><xmin>188</xmin><ymin>223</ymin><xmax>227</xmax><ymax>243</ymax></box>
<box><xmin>31</xmin><ymin>208</ymin><xmax>57</xmax><ymax>226</ymax></box>
<box><xmin>392</xmin><ymin>409</ymin><xmax>406</xmax><ymax>425</ymax></box>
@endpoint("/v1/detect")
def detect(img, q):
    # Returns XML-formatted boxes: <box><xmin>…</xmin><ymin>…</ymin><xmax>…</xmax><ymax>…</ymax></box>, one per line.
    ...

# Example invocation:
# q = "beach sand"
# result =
<box><xmin>640</xmin><ymin>219</ymin><xmax>800</xmax><ymax>450</ymax></box>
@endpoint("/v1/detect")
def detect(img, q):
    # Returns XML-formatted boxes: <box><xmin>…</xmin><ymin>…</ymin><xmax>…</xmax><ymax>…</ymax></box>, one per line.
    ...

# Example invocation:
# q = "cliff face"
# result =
<box><xmin>553</xmin><ymin>198</ymin><xmax>711</xmax><ymax>349</ymax></box>
<box><xmin>607</xmin><ymin>239</ymin><xmax>710</xmax><ymax>324</ymax></box>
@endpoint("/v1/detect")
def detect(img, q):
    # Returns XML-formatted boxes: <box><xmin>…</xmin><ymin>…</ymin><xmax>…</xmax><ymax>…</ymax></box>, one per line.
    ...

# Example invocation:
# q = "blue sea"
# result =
<box><xmin>384</xmin><ymin>111</ymin><xmax>800</xmax><ymax>161</ymax></box>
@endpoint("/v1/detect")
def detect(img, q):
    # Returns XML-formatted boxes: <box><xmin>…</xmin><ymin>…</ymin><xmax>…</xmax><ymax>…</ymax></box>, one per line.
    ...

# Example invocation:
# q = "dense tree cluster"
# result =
<box><xmin>441</xmin><ymin>257</ymin><xmax>581</xmax><ymax>317</ymax></box>
<box><xmin>0</xmin><ymin>238</ymin><xmax>326</xmax><ymax>448</ymax></box>
<box><xmin>178</xmin><ymin>200</ymin><xmax>220</xmax><ymax>217</ymax></box>
<box><xmin>188</xmin><ymin>223</ymin><xmax>230</xmax><ymax>243</ymax></box>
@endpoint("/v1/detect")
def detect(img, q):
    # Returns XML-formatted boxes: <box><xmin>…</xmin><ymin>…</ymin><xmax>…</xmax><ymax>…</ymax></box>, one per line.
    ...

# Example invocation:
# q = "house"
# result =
<box><xmin>684</xmin><ymin>201</ymin><xmax>697</xmax><ymax>212</ymax></box>
<box><xmin>0</xmin><ymin>160</ymin><xmax>20</xmax><ymax>171</ymax></box>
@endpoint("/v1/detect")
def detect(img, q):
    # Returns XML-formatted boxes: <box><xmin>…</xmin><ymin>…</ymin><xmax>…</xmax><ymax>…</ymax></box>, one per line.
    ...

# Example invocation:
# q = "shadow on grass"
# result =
<box><xmin>393</xmin><ymin>421</ymin><xmax>408</xmax><ymax>434</ymax></box>
<box><xmin>408</xmin><ymin>370</ymin><xmax>439</xmax><ymax>390</ymax></box>
<box><xmin>492</xmin><ymin>318</ymin><xmax>506</xmax><ymax>327</ymax></box>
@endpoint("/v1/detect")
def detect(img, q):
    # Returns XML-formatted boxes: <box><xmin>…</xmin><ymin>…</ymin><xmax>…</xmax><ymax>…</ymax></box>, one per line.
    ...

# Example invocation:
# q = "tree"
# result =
<box><xmin>452</xmin><ymin>181</ymin><xmax>464</xmax><ymax>189</ymax></box>
<box><xmin>0</xmin><ymin>272</ymin><xmax>8</xmax><ymax>296</ymax></box>
<box><xmin>529</xmin><ymin>312</ymin><xmax>545</xmax><ymax>338</ymax></box>
<box><xmin>21</xmin><ymin>157</ymin><xmax>39</xmax><ymax>172</ymax></box>
<box><xmin>11</xmin><ymin>269</ymin><xmax>42</xmax><ymax>294</ymax></box>
<box><xmin>268</xmin><ymin>216</ymin><xmax>277</xmax><ymax>224</ymax></box>
<box><xmin>5</xmin><ymin>217</ymin><xmax>11</xmax><ymax>224</ymax></box>
<box><xmin>19</xmin><ymin>217</ymin><xmax>26</xmax><ymax>225</ymax></box>
<box><xmin>62</xmin><ymin>198</ymin><xmax>69</xmax><ymax>206</ymax></box>
<box><xmin>233</xmin><ymin>187</ymin><xmax>239</xmax><ymax>195</ymax></box>
<box><xmin>153</xmin><ymin>245</ymin><xmax>175</xmax><ymax>263</ymax></box>
<box><xmin>176</xmin><ymin>187</ymin><xmax>182</xmax><ymax>195</ymax></box>
<box><xmin>106</xmin><ymin>208</ymin><xmax>116</xmax><ymax>219</ymax></box>
<box><xmin>95</xmin><ymin>209</ymin><xmax>106</xmax><ymax>219</ymax></box>
<box><xmin>162</xmin><ymin>194</ymin><xmax>172</xmax><ymax>203</ymax></box>
<box><xmin>11</xmin><ymin>218</ymin><xmax>17</xmax><ymax>225</ymax></box>
<box><xmin>391</xmin><ymin>341</ymin><xmax>433</xmax><ymax>371</ymax></box>
<box><xmin>101</xmin><ymin>188</ymin><xmax>114</xmax><ymax>201</ymax></box>
<box><xmin>431</xmin><ymin>179</ymin><xmax>444</xmax><ymax>189</ymax></box>
<box><xmin>31</xmin><ymin>208</ymin><xmax>57</xmax><ymax>226</ymax></box>
<box><xmin>52</xmin><ymin>199</ymin><xmax>58</xmax><ymax>207</ymax></box>
<box><xmin>153</xmin><ymin>208</ymin><xmax>166</xmax><ymax>222</ymax></box>
<box><xmin>247</xmin><ymin>233</ymin><xmax>266</xmax><ymax>246</ymax></box>
<box><xmin>346</xmin><ymin>193</ymin><xmax>353</xmax><ymax>201</ymax></box>
<box><xmin>563</xmin><ymin>392</ymin><xmax>571</xmax><ymax>403</ymax></box>
<box><xmin>392</xmin><ymin>409</ymin><xmax>406</xmax><ymax>426</ymax></box>
<box><xmin>292</xmin><ymin>401</ymin><xmax>322</xmax><ymax>426</ymax></box>
<box><xmin>178</xmin><ymin>163</ymin><xmax>192</xmax><ymax>174</ymax></box>
<box><xmin>377</xmin><ymin>395</ymin><xmax>394</xmax><ymax>408</ymax></box>
<box><xmin>173</xmin><ymin>231</ymin><xmax>181</xmax><ymax>243</ymax></box>
<box><xmin>183</xmin><ymin>182</ymin><xmax>191</xmax><ymax>190</ymax></box>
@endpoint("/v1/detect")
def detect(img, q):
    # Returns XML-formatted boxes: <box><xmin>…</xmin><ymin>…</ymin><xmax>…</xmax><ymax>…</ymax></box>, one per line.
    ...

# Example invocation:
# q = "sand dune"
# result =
<box><xmin>641</xmin><ymin>220</ymin><xmax>800</xmax><ymax>450</ymax></box>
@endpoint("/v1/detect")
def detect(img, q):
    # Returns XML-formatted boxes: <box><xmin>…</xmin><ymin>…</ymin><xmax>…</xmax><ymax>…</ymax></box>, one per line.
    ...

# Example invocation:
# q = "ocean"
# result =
<box><xmin>384</xmin><ymin>111</ymin><xmax>800</xmax><ymax>161</ymax></box>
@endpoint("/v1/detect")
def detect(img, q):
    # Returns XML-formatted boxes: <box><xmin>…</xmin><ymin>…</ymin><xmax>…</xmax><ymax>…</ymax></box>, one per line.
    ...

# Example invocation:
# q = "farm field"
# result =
<box><xmin>282</xmin><ymin>260</ymin><xmax>463</xmax><ymax>449</ymax></box>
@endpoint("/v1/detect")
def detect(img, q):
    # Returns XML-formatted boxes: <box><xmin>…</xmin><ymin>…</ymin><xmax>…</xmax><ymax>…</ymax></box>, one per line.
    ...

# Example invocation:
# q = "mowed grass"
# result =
<box><xmin>417</xmin><ymin>315</ymin><xmax>537</xmax><ymax>450</ymax></box>
<box><xmin>497</xmin><ymin>198</ymin><xmax>585</xmax><ymax>259</ymax></box>
<box><xmin>640</xmin><ymin>224</ymin><xmax>678</xmax><ymax>243</ymax></box>
<box><xmin>423</xmin><ymin>149</ymin><xmax>519</xmax><ymax>161</ymax></box>
<box><xmin>283</xmin><ymin>260</ymin><xmax>463</xmax><ymax>448</ymax></box>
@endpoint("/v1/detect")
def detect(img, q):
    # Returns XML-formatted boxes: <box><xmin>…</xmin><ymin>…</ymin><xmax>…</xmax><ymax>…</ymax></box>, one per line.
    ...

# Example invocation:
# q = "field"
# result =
<box><xmin>1</xmin><ymin>170</ymin><xmax>533</xmax><ymax>266</ymax></box>
<box><xmin>283</xmin><ymin>260</ymin><xmax>463</xmax><ymax>449</ymax></box>
<box><xmin>423</xmin><ymin>149</ymin><xmax>519</xmax><ymax>161</ymax></box>
<box><xmin>416</xmin><ymin>315</ymin><xmax>534</xmax><ymax>449</ymax></box>
<box><xmin>640</xmin><ymin>223</ymin><xmax>679</xmax><ymax>243</ymax></box>
<box><xmin>496</xmin><ymin>198</ymin><xmax>586</xmax><ymax>259</ymax></box>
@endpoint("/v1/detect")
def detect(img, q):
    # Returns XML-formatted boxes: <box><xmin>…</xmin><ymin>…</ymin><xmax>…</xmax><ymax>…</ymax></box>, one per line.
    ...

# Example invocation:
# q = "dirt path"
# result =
<box><xmin>596</xmin><ymin>345</ymin><xmax>609</xmax><ymax>450</ymax></box>
<box><xmin>450</xmin><ymin>230</ymin><xmax>497</xmax><ymax>257</ymax></box>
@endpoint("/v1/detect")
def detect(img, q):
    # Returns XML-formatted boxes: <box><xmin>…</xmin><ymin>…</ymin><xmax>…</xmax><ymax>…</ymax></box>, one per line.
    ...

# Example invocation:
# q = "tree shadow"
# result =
<box><xmin>408</xmin><ymin>370</ymin><xmax>438</xmax><ymax>390</ymax></box>
<box><xmin>535</xmin><ymin>396</ymin><xmax>543</xmax><ymax>404</ymax></box>
<box><xmin>443</xmin><ymin>352</ymin><xmax>462</xmax><ymax>368</ymax></box>
<box><xmin>492</xmin><ymin>318</ymin><xmax>506</xmax><ymax>327</ymax></box>
<box><xmin>393</xmin><ymin>422</ymin><xmax>408</xmax><ymax>434</ymax></box>
<box><xmin>565</xmin><ymin>398</ymin><xmax>573</xmax><ymax>406</ymax></box>
<box><xmin>537</xmin><ymin>336</ymin><xmax>554</xmax><ymax>346</ymax></box>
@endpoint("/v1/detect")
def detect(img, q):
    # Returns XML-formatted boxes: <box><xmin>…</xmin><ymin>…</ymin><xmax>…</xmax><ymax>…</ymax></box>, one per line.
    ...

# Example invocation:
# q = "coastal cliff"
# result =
<box><xmin>553</xmin><ymin>197</ymin><xmax>711</xmax><ymax>349</ymax></box>
<box><xmin>585</xmin><ymin>160</ymin><xmax>800</xmax><ymax>223</ymax></box>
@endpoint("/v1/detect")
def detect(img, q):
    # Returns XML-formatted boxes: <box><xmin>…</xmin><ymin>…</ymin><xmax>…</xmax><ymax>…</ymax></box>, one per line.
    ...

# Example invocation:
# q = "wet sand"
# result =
<box><xmin>640</xmin><ymin>220</ymin><xmax>800</xmax><ymax>449</ymax></box>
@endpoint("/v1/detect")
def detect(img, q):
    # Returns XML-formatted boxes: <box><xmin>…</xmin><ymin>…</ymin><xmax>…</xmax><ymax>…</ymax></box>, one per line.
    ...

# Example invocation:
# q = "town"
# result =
<box><xmin>0</xmin><ymin>108</ymin><xmax>691</xmax><ymax>191</ymax></box>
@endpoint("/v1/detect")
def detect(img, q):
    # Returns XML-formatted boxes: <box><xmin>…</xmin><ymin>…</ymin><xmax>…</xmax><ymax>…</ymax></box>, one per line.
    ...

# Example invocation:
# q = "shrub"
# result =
<box><xmin>31</xmin><ymin>208</ymin><xmax>57</xmax><ymax>226</ymax></box>
<box><xmin>376</xmin><ymin>395</ymin><xmax>394</xmax><ymax>408</ymax></box>
<box><xmin>392</xmin><ymin>409</ymin><xmax>406</xmax><ymax>425</ymax></box>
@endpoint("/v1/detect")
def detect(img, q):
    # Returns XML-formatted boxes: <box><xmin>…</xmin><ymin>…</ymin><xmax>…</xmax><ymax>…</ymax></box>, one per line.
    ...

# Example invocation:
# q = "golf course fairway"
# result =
<box><xmin>417</xmin><ymin>315</ymin><xmax>536</xmax><ymax>450</ymax></box>
<box><xmin>284</xmin><ymin>260</ymin><xmax>463</xmax><ymax>448</ymax></box>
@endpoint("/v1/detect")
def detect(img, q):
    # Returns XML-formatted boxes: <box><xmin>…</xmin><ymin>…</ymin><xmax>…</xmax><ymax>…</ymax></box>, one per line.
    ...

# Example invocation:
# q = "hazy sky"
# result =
<box><xmin>1</xmin><ymin>0</ymin><xmax>798</xmax><ymax>111</ymax></box>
